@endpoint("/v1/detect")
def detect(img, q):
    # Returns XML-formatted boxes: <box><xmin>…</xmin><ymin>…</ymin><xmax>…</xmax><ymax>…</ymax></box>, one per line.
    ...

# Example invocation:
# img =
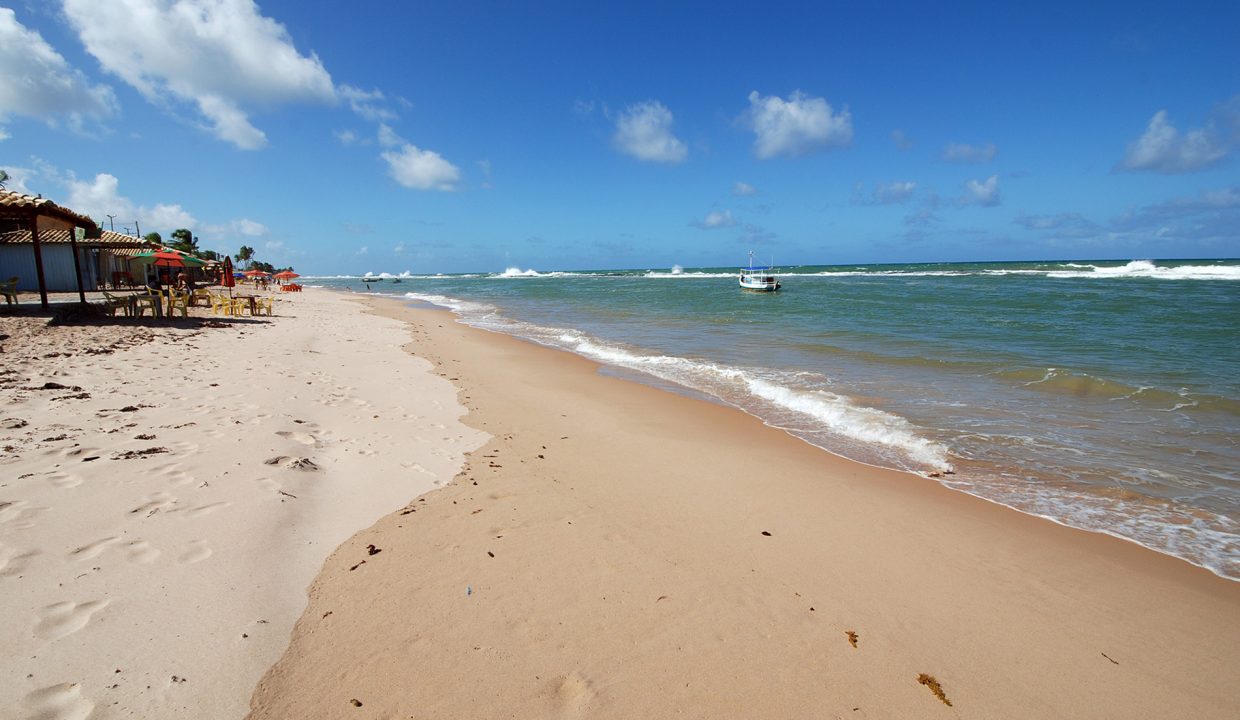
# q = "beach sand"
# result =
<box><xmin>246</xmin><ymin>295</ymin><xmax>1240</xmax><ymax>719</ymax></box>
<box><xmin>0</xmin><ymin>290</ymin><xmax>484</xmax><ymax>719</ymax></box>
<box><xmin>4</xmin><ymin>289</ymin><xmax>1237</xmax><ymax>719</ymax></box>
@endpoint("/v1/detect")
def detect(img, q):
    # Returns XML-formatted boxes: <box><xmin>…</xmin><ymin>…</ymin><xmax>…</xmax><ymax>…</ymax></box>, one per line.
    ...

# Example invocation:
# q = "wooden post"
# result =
<box><xmin>29</xmin><ymin>209</ymin><xmax>49</xmax><ymax>309</ymax></box>
<box><xmin>69</xmin><ymin>226</ymin><xmax>87</xmax><ymax>304</ymax></box>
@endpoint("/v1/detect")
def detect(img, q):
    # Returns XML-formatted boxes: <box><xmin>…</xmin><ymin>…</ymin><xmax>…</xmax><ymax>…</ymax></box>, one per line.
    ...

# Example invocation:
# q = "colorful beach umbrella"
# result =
<box><xmin>130</xmin><ymin>250</ymin><xmax>206</xmax><ymax>268</ymax></box>
<box><xmin>243</xmin><ymin>269</ymin><xmax>269</xmax><ymax>277</ymax></box>
<box><xmin>273</xmin><ymin>271</ymin><xmax>299</xmax><ymax>280</ymax></box>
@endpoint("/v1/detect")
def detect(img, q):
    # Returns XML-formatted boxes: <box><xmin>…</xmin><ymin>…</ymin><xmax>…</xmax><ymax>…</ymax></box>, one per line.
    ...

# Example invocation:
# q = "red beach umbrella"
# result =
<box><xmin>273</xmin><ymin>271</ymin><xmax>299</xmax><ymax>280</ymax></box>
<box><xmin>222</xmin><ymin>256</ymin><xmax>235</xmax><ymax>293</ymax></box>
<box><xmin>243</xmin><ymin>269</ymin><xmax>269</xmax><ymax>277</ymax></box>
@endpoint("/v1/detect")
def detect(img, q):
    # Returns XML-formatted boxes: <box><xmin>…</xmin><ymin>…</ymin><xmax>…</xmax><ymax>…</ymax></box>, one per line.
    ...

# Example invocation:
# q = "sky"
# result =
<box><xmin>1</xmin><ymin>0</ymin><xmax>1238</xmax><ymax>274</ymax></box>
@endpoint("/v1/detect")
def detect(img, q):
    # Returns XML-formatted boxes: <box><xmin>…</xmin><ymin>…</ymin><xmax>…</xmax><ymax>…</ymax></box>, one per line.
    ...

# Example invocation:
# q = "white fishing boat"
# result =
<box><xmin>739</xmin><ymin>251</ymin><xmax>781</xmax><ymax>291</ymax></box>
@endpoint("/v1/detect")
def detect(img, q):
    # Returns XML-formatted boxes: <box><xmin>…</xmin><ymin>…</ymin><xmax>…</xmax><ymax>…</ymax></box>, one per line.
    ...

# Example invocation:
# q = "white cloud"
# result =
<box><xmin>1120</xmin><ymin>109</ymin><xmax>1232</xmax><ymax>173</ymax></box>
<box><xmin>693</xmin><ymin>210</ymin><xmax>737</xmax><ymax>229</ymax></box>
<box><xmin>377</xmin><ymin>123</ymin><xmax>403</xmax><ymax>148</ymax></box>
<box><xmin>374</xmin><ymin>123</ymin><xmax>460</xmax><ymax>191</ymax></box>
<box><xmin>62</xmin><ymin>0</ymin><xmax>335</xmax><ymax>149</ymax></box>
<box><xmin>942</xmin><ymin>142</ymin><xmax>997</xmax><ymax>163</ymax></box>
<box><xmin>200</xmin><ymin>217</ymin><xmax>268</xmax><ymax>245</ymax></box>
<box><xmin>382</xmin><ymin>144</ymin><xmax>461</xmax><ymax>191</ymax></box>
<box><xmin>613</xmin><ymin>101</ymin><xmax>687</xmax><ymax>164</ymax></box>
<box><xmin>891</xmin><ymin>129</ymin><xmax>913</xmax><ymax>150</ymax></box>
<box><xmin>0</xmin><ymin>128</ymin><xmax>8</xmax><ymax>141</ymax></box>
<box><xmin>0</xmin><ymin>8</ymin><xmax>115</xmax><ymax>132</ymax></box>
<box><xmin>65</xmin><ymin>172</ymin><xmax>197</xmax><ymax>232</ymax></box>
<box><xmin>872</xmin><ymin>180</ymin><xmax>917</xmax><ymax>204</ymax></box>
<box><xmin>746</xmin><ymin>90</ymin><xmax>852</xmax><ymax>159</ymax></box>
<box><xmin>961</xmin><ymin>175</ymin><xmax>1001</xmax><ymax>207</ymax></box>
<box><xmin>339</xmin><ymin>85</ymin><xmax>396</xmax><ymax>122</ymax></box>
<box><xmin>335</xmin><ymin>129</ymin><xmax>359</xmax><ymax>145</ymax></box>
<box><xmin>732</xmin><ymin>182</ymin><xmax>757</xmax><ymax>196</ymax></box>
<box><xmin>234</xmin><ymin>218</ymin><xmax>268</xmax><ymax>236</ymax></box>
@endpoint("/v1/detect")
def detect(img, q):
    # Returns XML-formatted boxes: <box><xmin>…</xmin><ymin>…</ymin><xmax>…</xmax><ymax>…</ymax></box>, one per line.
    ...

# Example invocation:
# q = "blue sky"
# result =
<box><xmin>1</xmin><ymin>1</ymin><xmax>1238</xmax><ymax>274</ymax></box>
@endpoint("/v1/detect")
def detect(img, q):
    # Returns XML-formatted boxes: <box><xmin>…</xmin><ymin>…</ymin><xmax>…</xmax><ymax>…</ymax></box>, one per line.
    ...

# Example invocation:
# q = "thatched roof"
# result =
<box><xmin>0</xmin><ymin>188</ymin><xmax>97</xmax><ymax>228</ymax></box>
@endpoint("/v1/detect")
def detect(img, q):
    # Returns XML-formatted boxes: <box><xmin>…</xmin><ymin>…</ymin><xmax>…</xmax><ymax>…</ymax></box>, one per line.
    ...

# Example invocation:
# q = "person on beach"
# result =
<box><xmin>174</xmin><ymin>272</ymin><xmax>195</xmax><ymax>294</ymax></box>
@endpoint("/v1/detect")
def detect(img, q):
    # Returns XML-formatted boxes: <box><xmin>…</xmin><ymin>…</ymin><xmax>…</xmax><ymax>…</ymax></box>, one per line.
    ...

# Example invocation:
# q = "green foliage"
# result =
<box><xmin>235</xmin><ymin>245</ymin><xmax>254</xmax><ymax>264</ymax></box>
<box><xmin>0</xmin><ymin>169</ymin><xmax>8</xmax><ymax>189</ymax></box>
<box><xmin>199</xmin><ymin>249</ymin><xmax>221</xmax><ymax>262</ymax></box>
<box><xmin>143</xmin><ymin>231</ymin><xmax>162</xmax><ymax>244</ymax></box>
<box><xmin>169</xmin><ymin>228</ymin><xmax>197</xmax><ymax>253</ymax></box>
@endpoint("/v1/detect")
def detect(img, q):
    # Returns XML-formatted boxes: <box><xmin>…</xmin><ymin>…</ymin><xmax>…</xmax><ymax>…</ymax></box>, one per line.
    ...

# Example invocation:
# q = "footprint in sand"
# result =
<box><xmin>128</xmin><ymin>492</ymin><xmax>175</xmax><ymax>517</ymax></box>
<box><xmin>1</xmin><ymin>541</ymin><xmax>41</xmax><ymax>577</ymax></box>
<box><xmin>44</xmin><ymin>471</ymin><xmax>84</xmax><ymax>488</ymax></box>
<box><xmin>34</xmin><ymin>599</ymin><xmax>111</xmax><ymax>640</ymax></box>
<box><xmin>126</xmin><ymin>540</ymin><xmax>160</xmax><ymax>564</ymax></box>
<box><xmin>553</xmin><ymin>672</ymin><xmax>595</xmax><ymax>718</ymax></box>
<box><xmin>275</xmin><ymin>430</ymin><xmax>319</xmax><ymax>446</ymax></box>
<box><xmin>69</xmin><ymin>536</ymin><xmax>121</xmax><ymax>561</ymax></box>
<box><xmin>21</xmin><ymin>683</ymin><xmax>94</xmax><ymax>720</ymax></box>
<box><xmin>0</xmin><ymin>500</ymin><xmax>48</xmax><ymax>529</ymax></box>
<box><xmin>177</xmin><ymin>540</ymin><xmax>213</xmax><ymax>564</ymax></box>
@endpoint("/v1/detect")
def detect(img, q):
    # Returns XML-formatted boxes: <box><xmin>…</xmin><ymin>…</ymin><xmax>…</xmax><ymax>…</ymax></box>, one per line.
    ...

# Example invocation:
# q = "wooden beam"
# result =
<box><xmin>69</xmin><ymin>226</ymin><xmax>87</xmax><ymax>303</ymax></box>
<box><xmin>29</xmin><ymin>209</ymin><xmax>49</xmax><ymax>309</ymax></box>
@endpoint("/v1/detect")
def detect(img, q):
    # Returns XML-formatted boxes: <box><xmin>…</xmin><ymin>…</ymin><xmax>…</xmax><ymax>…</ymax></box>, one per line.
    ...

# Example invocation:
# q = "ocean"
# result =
<box><xmin>310</xmin><ymin>259</ymin><xmax>1240</xmax><ymax>580</ymax></box>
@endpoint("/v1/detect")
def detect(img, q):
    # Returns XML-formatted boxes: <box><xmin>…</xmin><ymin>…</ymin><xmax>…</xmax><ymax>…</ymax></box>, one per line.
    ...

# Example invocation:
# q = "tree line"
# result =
<box><xmin>141</xmin><ymin>229</ymin><xmax>293</xmax><ymax>274</ymax></box>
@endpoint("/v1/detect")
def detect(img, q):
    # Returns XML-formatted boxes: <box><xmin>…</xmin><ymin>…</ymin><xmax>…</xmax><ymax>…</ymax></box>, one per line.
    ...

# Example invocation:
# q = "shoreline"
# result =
<box><xmin>249</xmin><ymin>293</ymin><xmax>1240</xmax><ymax>719</ymax></box>
<box><xmin>388</xmin><ymin>290</ymin><xmax>1240</xmax><ymax>584</ymax></box>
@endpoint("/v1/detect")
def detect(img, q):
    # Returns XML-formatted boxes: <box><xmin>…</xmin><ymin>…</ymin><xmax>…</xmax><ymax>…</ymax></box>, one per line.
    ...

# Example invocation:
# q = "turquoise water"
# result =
<box><xmin>312</xmin><ymin>259</ymin><xmax>1240</xmax><ymax>580</ymax></box>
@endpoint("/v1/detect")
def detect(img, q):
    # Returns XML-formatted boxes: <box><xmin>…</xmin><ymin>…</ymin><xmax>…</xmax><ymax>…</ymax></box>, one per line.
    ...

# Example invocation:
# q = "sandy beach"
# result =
<box><xmin>3</xmin><ymin>289</ymin><xmax>1238</xmax><ymax>719</ymax></box>
<box><xmin>247</xmin><ymin>293</ymin><xmax>1238</xmax><ymax>719</ymax></box>
<box><xmin>0</xmin><ymin>290</ymin><xmax>484</xmax><ymax>719</ymax></box>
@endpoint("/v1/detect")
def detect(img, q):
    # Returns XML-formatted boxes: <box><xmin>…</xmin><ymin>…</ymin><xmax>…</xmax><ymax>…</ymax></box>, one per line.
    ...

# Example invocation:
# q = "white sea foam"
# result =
<box><xmin>549</xmin><ymin>331</ymin><xmax>953</xmax><ymax>471</ymax></box>
<box><xmin>498</xmin><ymin>267</ymin><xmax>542</xmax><ymax>277</ymax></box>
<box><xmin>643</xmin><ymin>271</ymin><xmax>730</xmax><ymax>278</ymax></box>
<box><xmin>1044</xmin><ymin>260</ymin><xmax>1240</xmax><ymax>280</ymax></box>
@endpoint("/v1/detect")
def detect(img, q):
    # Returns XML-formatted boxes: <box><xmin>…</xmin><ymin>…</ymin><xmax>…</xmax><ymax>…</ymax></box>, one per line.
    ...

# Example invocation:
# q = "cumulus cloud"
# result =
<box><xmin>1119</xmin><ymin>103</ymin><xmax>1238</xmax><ymax>173</ymax></box>
<box><xmin>375</xmin><ymin>123</ymin><xmax>460</xmax><ymax>190</ymax></box>
<box><xmin>65</xmin><ymin>172</ymin><xmax>197</xmax><ymax>231</ymax></box>
<box><xmin>732</xmin><ymin>182</ymin><xmax>757</xmax><ymax>196</ymax></box>
<box><xmin>62</xmin><ymin>0</ymin><xmax>335</xmax><ymax>149</ymax></box>
<box><xmin>382</xmin><ymin>145</ymin><xmax>461</xmax><ymax>191</ymax></box>
<box><xmin>0</xmin><ymin>8</ymin><xmax>116</xmax><ymax>132</ymax></box>
<box><xmin>612</xmin><ymin>101</ymin><xmax>687</xmax><ymax>164</ymax></box>
<box><xmin>692</xmin><ymin>210</ymin><xmax>737</xmax><ymax>229</ymax></box>
<box><xmin>961</xmin><ymin>175</ymin><xmax>1001</xmax><ymax>207</ymax></box>
<box><xmin>942</xmin><ymin>142</ymin><xmax>997</xmax><ymax>163</ymax></box>
<box><xmin>746</xmin><ymin>90</ymin><xmax>852</xmax><ymax>158</ymax></box>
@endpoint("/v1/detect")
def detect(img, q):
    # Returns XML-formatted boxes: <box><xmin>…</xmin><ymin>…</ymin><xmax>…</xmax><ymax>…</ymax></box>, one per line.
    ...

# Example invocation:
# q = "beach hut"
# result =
<box><xmin>0</xmin><ymin>229</ymin><xmax>157</xmax><ymax>292</ymax></box>
<box><xmin>0</xmin><ymin>188</ymin><xmax>101</xmax><ymax>308</ymax></box>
